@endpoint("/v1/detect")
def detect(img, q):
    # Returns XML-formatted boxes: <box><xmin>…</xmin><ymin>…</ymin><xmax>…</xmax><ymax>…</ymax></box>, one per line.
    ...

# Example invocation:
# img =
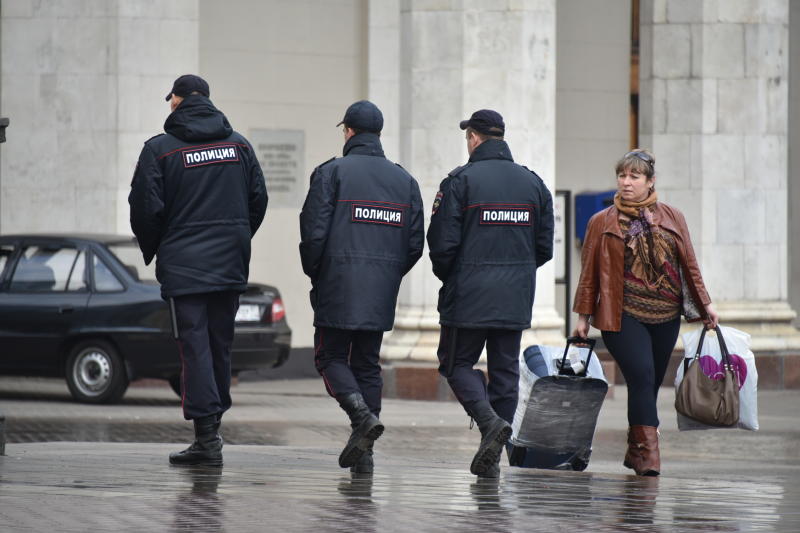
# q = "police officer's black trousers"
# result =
<box><xmin>436</xmin><ymin>327</ymin><xmax>522</xmax><ymax>424</ymax></box>
<box><xmin>314</xmin><ymin>327</ymin><xmax>384</xmax><ymax>417</ymax></box>
<box><xmin>173</xmin><ymin>291</ymin><xmax>239</xmax><ymax>421</ymax></box>
<box><xmin>601</xmin><ymin>313</ymin><xmax>681</xmax><ymax>427</ymax></box>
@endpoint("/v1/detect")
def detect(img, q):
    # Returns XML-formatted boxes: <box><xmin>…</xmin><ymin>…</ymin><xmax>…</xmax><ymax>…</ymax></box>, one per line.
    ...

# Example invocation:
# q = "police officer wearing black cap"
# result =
<box><xmin>129</xmin><ymin>74</ymin><xmax>267</xmax><ymax>466</ymax></box>
<box><xmin>300</xmin><ymin>100</ymin><xmax>424</xmax><ymax>474</ymax></box>
<box><xmin>427</xmin><ymin>109</ymin><xmax>554</xmax><ymax>478</ymax></box>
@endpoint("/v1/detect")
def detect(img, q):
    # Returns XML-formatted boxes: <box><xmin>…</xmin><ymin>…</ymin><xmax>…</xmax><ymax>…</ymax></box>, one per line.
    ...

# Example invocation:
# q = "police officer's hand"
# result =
<box><xmin>572</xmin><ymin>314</ymin><xmax>591</xmax><ymax>340</ymax></box>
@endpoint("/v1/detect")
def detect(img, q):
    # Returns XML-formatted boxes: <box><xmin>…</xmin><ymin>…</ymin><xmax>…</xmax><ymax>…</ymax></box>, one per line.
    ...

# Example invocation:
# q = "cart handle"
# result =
<box><xmin>559</xmin><ymin>336</ymin><xmax>596</xmax><ymax>376</ymax></box>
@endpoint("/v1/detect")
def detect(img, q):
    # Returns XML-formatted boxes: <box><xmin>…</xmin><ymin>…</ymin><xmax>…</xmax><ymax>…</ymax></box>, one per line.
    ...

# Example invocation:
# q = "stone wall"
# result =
<box><xmin>639</xmin><ymin>0</ymin><xmax>800</xmax><ymax>351</ymax></box>
<box><xmin>790</xmin><ymin>0</ymin><xmax>800</xmax><ymax>326</ymax></box>
<box><xmin>198</xmin><ymin>0</ymin><xmax>366</xmax><ymax>347</ymax></box>
<box><xmin>0</xmin><ymin>0</ymin><xmax>199</xmax><ymax>234</ymax></box>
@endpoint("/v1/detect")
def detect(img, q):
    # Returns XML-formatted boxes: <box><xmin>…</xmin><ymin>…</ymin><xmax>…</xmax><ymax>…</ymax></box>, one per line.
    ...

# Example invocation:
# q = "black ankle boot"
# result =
<box><xmin>350</xmin><ymin>441</ymin><xmax>374</xmax><ymax>474</ymax></box>
<box><xmin>336</xmin><ymin>392</ymin><xmax>384</xmax><ymax>468</ymax></box>
<box><xmin>467</xmin><ymin>401</ymin><xmax>511</xmax><ymax>476</ymax></box>
<box><xmin>169</xmin><ymin>414</ymin><xmax>223</xmax><ymax>467</ymax></box>
<box><xmin>478</xmin><ymin>455</ymin><xmax>501</xmax><ymax>479</ymax></box>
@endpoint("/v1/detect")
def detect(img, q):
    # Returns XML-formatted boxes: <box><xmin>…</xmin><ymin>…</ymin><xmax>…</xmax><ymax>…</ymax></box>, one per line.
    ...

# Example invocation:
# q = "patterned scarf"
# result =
<box><xmin>614</xmin><ymin>191</ymin><xmax>672</xmax><ymax>291</ymax></box>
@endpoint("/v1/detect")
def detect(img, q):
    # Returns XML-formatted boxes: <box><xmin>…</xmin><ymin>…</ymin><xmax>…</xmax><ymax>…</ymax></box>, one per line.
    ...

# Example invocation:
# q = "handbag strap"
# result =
<box><xmin>714</xmin><ymin>325</ymin><xmax>733</xmax><ymax>369</ymax></box>
<box><xmin>685</xmin><ymin>325</ymin><xmax>731</xmax><ymax>374</ymax></box>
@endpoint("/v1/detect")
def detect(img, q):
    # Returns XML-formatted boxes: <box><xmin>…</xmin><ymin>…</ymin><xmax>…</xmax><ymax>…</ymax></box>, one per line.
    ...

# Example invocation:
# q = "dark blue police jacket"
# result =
<box><xmin>427</xmin><ymin>139</ymin><xmax>554</xmax><ymax>330</ymax></box>
<box><xmin>299</xmin><ymin>133</ymin><xmax>424</xmax><ymax>331</ymax></box>
<box><xmin>129</xmin><ymin>95</ymin><xmax>268</xmax><ymax>299</ymax></box>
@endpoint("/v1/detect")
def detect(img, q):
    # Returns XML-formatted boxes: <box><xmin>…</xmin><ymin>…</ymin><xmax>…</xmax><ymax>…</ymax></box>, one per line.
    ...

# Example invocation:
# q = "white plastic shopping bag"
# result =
<box><xmin>675</xmin><ymin>325</ymin><xmax>759</xmax><ymax>431</ymax></box>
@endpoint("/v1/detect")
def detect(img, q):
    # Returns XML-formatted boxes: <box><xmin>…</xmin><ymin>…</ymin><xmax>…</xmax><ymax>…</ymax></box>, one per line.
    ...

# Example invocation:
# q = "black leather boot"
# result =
<box><xmin>337</xmin><ymin>392</ymin><xmax>384</xmax><ymax>468</ymax></box>
<box><xmin>169</xmin><ymin>414</ymin><xmax>223</xmax><ymax>467</ymax></box>
<box><xmin>468</xmin><ymin>401</ymin><xmax>511</xmax><ymax>476</ymax></box>
<box><xmin>350</xmin><ymin>441</ymin><xmax>374</xmax><ymax>474</ymax></box>
<box><xmin>478</xmin><ymin>454</ymin><xmax>501</xmax><ymax>479</ymax></box>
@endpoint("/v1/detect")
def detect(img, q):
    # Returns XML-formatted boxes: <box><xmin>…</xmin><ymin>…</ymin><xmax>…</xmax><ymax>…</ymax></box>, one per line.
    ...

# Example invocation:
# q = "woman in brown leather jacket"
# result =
<box><xmin>572</xmin><ymin>149</ymin><xmax>718</xmax><ymax>476</ymax></box>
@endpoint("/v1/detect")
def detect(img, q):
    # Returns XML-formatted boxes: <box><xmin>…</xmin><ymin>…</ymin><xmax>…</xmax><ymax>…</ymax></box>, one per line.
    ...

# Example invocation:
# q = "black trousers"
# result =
<box><xmin>314</xmin><ymin>327</ymin><xmax>384</xmax><ymax>417</ymax></box>
<box><xmin>602</xmin><ymin>313</ymin><xmax>681</xmax><ymax>427</ymax></box>
<box><xmin>173</xmin><ymin>291</ymin><xmax>239</xmax><ymax>421</ymax></box>
<box><xmin>436</xmin><ymin>327</ymin><xmax>522</xmax><ymax>424</ymax></box>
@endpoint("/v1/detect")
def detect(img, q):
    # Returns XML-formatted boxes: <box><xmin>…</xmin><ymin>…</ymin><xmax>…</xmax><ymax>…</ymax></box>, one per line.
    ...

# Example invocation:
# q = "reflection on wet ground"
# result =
<box><xmin>1</xmin><ymin>443</ymin><xmax>797</xmax><ymax>532</ymax></box>
<box><xmin>2</xmin><ymin>378</ymin><xmax>799</xmax><ymax>531</ymax></box>
<box><xmin>6</xmin><ymin>419</ymin><xmax>287</xmax><ymax>445</ymax></box>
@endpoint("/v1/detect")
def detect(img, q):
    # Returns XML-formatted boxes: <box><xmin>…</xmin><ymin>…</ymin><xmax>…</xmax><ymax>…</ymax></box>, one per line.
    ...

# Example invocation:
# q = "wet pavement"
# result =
<box><xmin>1</xmin><ymin>377</ymin><xmax>799</xmax><ymax>532</ymax></box>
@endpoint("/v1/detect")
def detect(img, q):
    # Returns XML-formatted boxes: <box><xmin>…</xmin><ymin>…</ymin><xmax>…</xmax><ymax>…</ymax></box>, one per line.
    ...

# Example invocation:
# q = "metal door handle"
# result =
<box><xmin>58</xmin><ymin>306</ymin><xmax>74</xmax><ymax>314</ymax></box>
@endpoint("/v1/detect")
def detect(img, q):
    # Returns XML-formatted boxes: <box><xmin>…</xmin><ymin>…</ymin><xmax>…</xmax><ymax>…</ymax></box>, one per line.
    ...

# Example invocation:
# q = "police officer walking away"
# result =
<box><xmin>300</xmin><ymin>101</ymin><xmax>424</xmax><ymax>474</ymax></box>
<box><xmin>129</xmin><ymin>75</ymin><xmax>267</xmax><ymax>466</ymax></box>
<box><xmin>427</xmin><ymin>110</ymin><xmax>554</xmax><ymax>478</ymax></box>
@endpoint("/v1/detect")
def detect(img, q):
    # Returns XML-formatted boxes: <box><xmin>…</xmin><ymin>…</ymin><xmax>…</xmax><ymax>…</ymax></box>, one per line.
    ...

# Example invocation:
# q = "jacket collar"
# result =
<box><xmin>343</xmin><ymin>132</ymin><xmax>385</xmax><ymax>158</ymax></box>
<box><xmin>469</xmin><ymin>139</ymin><xmax>514</xmax><ymax>163</ymax></box>
<box><xmin>602</xmin><ymin>203</ymin><xmax>680</xmax><ymax>238</ymax></box>
<box><xmin>650</xmin><ymin>204</ymin><xmax>680</xmax><ymax>234</ymax></box>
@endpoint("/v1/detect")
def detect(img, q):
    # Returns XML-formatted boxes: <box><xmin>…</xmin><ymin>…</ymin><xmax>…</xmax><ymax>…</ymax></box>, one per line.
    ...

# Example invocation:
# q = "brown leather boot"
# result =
<box><xmin>623</xmin><ymin>425</ymin><xmax>660</xmax><ymax>476</ymax></box>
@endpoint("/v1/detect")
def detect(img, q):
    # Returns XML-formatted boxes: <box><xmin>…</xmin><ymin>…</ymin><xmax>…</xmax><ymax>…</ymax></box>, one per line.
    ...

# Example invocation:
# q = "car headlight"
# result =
<box><xmin>235</xmin><ymin>304</ymin><xmax>264</xmax><ymax>323</ymax></box>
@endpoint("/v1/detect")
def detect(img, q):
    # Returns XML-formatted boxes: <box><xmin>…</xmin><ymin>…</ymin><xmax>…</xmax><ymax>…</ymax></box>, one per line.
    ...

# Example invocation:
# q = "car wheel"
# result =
<box><xmin>167</xmin><ymin>375</ymin><xmax>182</xmax><ymax>398</ymax></box>
<box><xmin>66</xmin><ymin>340</ymin><xmax>129</xmax><ymax>404</ymax></box>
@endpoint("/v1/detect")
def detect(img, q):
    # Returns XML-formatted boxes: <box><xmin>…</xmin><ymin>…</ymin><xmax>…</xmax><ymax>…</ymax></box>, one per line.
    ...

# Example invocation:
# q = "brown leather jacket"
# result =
<box><xmin>573</xmin><ymin>202</ymin><xmax>711</xmax><ymax>332</ymax></box>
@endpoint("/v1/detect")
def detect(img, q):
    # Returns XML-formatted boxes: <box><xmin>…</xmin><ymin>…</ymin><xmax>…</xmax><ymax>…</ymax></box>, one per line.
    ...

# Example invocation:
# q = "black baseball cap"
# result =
<box><xmin>165</xmin><ymin>74</ymin><xmax>210</xmax><ymax>101</ymax></box>
<box><xmin>336</xmin><ymin>100</ymin><xmax>383</xmax><ymax>133</ymax></box>
<box><xmin>459</xmin><ymin>109</ymin><xmax>505</xmax><ymax>136</ymax></box>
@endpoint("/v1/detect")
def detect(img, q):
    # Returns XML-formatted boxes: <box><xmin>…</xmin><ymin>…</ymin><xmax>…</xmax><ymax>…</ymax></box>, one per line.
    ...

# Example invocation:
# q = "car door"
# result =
<box><xmin>0</xmin><ymin>241</ymin><xmax>91</xmax><ymax>372</ymax></box>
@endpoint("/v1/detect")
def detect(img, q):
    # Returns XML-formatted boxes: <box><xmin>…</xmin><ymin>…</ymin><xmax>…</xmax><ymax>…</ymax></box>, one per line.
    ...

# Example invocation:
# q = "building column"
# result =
<box><xmin>639</xmin><ymin>0</ymin><xmax>800</xmax><ymax>354</ymax></box>
<box><xmin>371</xmin><ymin>0</ymin><xmax>563</xmax><ymax>367</ymax></box>
<box><xmin>0</xmin><ymin>1</ymin><xmax>198</xmax><ymax>235</ymax></box>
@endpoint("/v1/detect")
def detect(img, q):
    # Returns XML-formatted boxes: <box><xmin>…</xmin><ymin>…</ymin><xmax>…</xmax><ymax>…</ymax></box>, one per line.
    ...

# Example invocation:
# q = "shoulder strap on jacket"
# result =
<box><xmin>447</xmin><ymin>163</ymin><xmax>471</xmax><ymax>177</ymax></box>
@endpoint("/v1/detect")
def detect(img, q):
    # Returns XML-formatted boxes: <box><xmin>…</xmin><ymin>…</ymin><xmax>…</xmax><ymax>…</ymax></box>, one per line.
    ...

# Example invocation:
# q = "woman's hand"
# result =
<box><xmin>572</xmin><ymin>314</ymin><xmax>591</xmax><ymax>339</ymax></box>
<box><xmin>703</xmin><ymin>303</ymin><xmax>719</xmax><ymax>330</ymax></box>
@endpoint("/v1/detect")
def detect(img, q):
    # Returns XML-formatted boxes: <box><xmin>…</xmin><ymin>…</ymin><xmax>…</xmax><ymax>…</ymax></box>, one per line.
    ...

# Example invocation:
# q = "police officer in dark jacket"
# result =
<box><xmin>427</xmin><ymin>110</ymin><xmax>554</xmax><ymax>478</ymax></box>
<box><xmin>129</xmin><ymin>74</ymin><xmax>267</xmax><ymax>466</ymax></box>
<box><xmin>300</xmin><ymin>100</ymin><xmax>424</xmax><ymax>474</ymax></box>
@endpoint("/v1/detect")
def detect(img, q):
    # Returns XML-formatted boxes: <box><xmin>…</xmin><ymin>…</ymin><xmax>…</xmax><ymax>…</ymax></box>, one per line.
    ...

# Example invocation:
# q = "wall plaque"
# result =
<box><xmin>250</xmin><ymin>129</ymin><xmax>305</xmax><ymax>208</ymax></box>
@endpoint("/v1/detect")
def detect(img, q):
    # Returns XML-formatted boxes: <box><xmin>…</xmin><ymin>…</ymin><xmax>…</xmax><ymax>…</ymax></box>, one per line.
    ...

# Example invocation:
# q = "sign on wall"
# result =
<box><xmin>250</xmin><ymin>129</ymin><xmax>305</xmax><ymax>208</ymax></box>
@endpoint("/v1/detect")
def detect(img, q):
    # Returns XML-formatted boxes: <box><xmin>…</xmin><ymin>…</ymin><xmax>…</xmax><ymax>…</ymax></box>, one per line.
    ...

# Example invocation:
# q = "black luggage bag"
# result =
<box><xmin>508</xmin><ymin>337</ymin><xmax>608</xmax><ymax>471</ymax></box>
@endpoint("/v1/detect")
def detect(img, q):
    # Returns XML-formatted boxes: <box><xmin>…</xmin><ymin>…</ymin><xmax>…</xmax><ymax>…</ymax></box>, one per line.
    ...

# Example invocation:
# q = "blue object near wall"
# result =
<box><xmin>574</xmin><ymin>190</ymin><xmax>615</xmax><ymax>243</ymax></box>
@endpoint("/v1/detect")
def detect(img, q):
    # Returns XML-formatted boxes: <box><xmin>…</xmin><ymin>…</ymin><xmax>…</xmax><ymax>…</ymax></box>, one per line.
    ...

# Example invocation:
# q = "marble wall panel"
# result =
<box><xmin>698</xmin><ymin>23</ymin><xmax>745</xmax><ymax>79</ymax></box>
<box><xmin>700</xmin><ymin>134</ymin><xmax>745</xmax><ymax>189</ymax></box>
<box><xmin>701</xmin><ymin>78</ymin><xmax>718</xmax><ymax>133</ymax></box>
<box><xmin>158</xmin><ymin>19</ymin><xmax>199</xmax><ymax>76</ymax></box>
<box><xmin>716</xmin><ymin>188</ymin><xmax>765</xmax><ymax>245</ymax></box>
<box><xmin>745</xmin><ymin>23</ymin><xmax>789</xmax><ymax>78</ymax></box>
<box><xmin>666</xmin><ymin>79</ymin><xmax>702</xmax><ymax>132</ymax></box>
<box><xmin>703</xmin><ymin>244</ymin><xmax>744</xmax><ymax>299</ymax></box>
<box><xmin>744</xmin><ymin>244</ymin><xmax>784</xmax><ymax>300</ymax></box>
<box><xmin>666</xmin><ymin>0</ymin><xmax>703</xmax><ymax>23</ymax></box>
<box><xmin>652</xmin><ymin>24</ymin><xmax>691</xmax><ymax>78</ymax></box>
<box><xmin>650</xmin><ymin>133</ymin><xmax>691</xmax><ymax>189</ymax></box>
<box><xmin>717</xmin><ymin>78</ymin><xmax>761</xmax><ymax>133</ymax></box>
<box><xmin>744</xmin><ymin>134</ymin><xmax>786</xmax><ymax>189</ymax></box>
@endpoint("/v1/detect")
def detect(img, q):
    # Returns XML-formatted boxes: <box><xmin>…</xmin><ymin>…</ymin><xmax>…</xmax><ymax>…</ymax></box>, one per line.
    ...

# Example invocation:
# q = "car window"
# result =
<box><xmin>0</xmin><ymin>245</ymin><xmax>14</xmax><ymax>282</ymax></box>
<box><xmin>9</xmin><ymin>245</ymin><xmax>83</xmax><ymax>292</ymax></box>
<box><xmin>93</xmin><ymin>254</ymin><xmax>124</xmax><ymax>292</ymax></box>
<box><xmin>66</xmin><ymin>250</ymin><xmax>88</xmax><ymax>292</ymax></box>
<box><xmin>107</xmin><ymin>242</ymin><xmax>157</xmax><ymax>283</ymax></box>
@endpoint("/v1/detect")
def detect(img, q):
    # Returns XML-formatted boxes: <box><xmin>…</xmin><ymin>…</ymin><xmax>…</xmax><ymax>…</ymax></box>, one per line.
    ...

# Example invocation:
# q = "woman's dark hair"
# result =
<box><xmin>615</xmin><ymin>149</ymin><xmax>655</xmax><ymax>179</ymax></box>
